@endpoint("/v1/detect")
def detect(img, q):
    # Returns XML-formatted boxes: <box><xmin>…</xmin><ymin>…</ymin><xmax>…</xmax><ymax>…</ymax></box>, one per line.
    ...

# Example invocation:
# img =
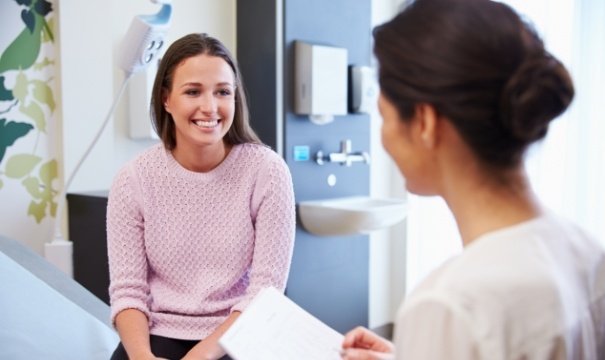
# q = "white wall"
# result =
<box><xmin>369</xmin><ymin>0</ymin><xmax>408</xmax><ymax>329</ymax></box>
<box><xmin>57</xmin><ymin>0</ymin><xmax>114</xmax><ymax>194</ymax></box>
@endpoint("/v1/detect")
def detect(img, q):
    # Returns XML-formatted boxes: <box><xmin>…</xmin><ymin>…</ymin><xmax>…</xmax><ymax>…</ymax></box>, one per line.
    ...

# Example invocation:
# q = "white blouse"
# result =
<box><xmin>393</xmin><ymin>213</ymin><xmax>605</xmax><ymax>360</ymax></box>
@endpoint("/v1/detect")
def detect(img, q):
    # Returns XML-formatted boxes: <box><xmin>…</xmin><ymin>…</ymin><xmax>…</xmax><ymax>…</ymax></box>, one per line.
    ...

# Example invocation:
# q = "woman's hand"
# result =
<box><xmin>341</xmin><ymin>326</ymin><xmax>395</xmax><ymax>360</ymax></box>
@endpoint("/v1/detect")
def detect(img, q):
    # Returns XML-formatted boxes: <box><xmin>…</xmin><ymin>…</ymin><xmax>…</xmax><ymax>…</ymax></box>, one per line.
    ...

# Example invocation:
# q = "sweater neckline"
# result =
<box><xmin>163</xmin><ymin>143</ymin><xmax>243</xmax><ymax>181</ymax></box>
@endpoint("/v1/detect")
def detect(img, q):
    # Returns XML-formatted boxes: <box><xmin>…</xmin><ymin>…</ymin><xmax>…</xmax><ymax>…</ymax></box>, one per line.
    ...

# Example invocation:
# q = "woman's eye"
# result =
<box><xmin>217</xmin><ymin>89</ymin><xmax>232</xmax><ymax>97</ymax></box>
<box><xmin>185</xmin><ymin>89</ymin><xmax>200</xmax><ymax>96</ymax></box>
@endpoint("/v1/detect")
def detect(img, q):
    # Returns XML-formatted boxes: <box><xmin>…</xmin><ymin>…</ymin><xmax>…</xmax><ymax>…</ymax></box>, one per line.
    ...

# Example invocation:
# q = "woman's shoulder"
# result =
<box><xmin>471</xmin><ymin>213</ymin><xmax>604</xmax><ymax>276</ymax></box>
<box><xmin>238</xmin><ymin>142</ymin><xmax>279</xmax><ymax>158</ymax></box>
<box><xmin>397</xmin><ymin>215</ymin><xmax>605</xmax><ymax>357</ymax></box>
<box><xmin>119</xmin><ymin>143</ymin><xmax>165</xmax><ymax>170</ymax></box>
<box><xmin>401</xmin><ymin>213</ymin><xmax>605</xmax><ymax>333</ymax></box>
<box><xmin>237</xmin><ymin>143</ymin><xmax>288</xmax><ymax>168</ymax></box>
<box><xmin>113</xmin><ymin>143</ymin><xmax>165</xmax><ymax>181</ymax></box>
<box><xmin>540</xmin><ymin>212</ymin><xmax>603</xmax><ymax>253</ymax></box>
<box><xmin>133</xmin><ymin>142</ymin><xmax>165</xmax><ymax>164</ymax></box>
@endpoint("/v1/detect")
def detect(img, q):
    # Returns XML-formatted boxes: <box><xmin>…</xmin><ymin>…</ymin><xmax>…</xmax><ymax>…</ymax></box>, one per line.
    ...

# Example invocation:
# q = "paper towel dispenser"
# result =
<box><xmin>294</xmin><ymin>41</ymin><xmax>348</xmax><ymax>125</ymax></box>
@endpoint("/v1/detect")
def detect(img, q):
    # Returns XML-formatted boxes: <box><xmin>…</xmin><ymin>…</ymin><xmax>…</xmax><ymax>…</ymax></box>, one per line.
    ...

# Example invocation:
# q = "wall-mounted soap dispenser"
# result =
<box><xmin>350</xmin><ymin>65</ymin><xmax>378</xmax><ymax>114</ymax></box>
<box><xmin>294</xmin><ymin>41</ymin><xmax>348</xmax><ymax>125</ymax></box>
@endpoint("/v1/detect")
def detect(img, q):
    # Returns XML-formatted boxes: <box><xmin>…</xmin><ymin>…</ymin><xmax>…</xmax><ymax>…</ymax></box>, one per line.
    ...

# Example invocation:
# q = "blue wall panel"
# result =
<box><xmin>284</xmin><ymin>0</ymin><xmax>372</xmax><ymax>333</ymax></box>
<box><xmin>237</xmin><ymin>0</ymin><xmax>372</xmax><ymax>333</ymax></box>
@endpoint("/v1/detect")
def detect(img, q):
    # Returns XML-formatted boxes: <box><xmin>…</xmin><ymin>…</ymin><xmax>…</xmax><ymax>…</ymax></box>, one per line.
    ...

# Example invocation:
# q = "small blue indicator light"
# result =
<box><xmin>293</xmin><ymin>146</ymin><xmax>310</xmax><ymax>161</ymax></box>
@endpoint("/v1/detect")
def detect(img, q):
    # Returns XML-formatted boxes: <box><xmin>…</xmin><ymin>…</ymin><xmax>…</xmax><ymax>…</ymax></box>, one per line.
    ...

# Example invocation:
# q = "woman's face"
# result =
<box><xmin>378</xmin><ymin>93</ymin><xmax>436</xmax><ymax>195</ymax></box>
<box><xmin>164</xmin><ymin>54</ymin><xmax>235</xmax><ymax>152</ymax></box>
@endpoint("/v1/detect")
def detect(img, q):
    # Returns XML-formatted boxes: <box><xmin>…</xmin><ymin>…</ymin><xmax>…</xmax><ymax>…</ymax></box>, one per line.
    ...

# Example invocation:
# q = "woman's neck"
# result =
<box><xmin>443</xmin><ymin>165</ymin><xmax>544</xmax><ymax>247</ymax></box>
<box><xmin>172</xmin><ymin>141</ymin><xmax>232</xmax><ymax>173</ymax></box>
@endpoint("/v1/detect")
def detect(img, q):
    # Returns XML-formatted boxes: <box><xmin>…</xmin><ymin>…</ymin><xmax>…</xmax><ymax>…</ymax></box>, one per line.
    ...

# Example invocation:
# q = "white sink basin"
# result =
<box><xmin>298</xmin><ymin>196</ymin><xmax>408</xmax><ymax>236</ymax></box>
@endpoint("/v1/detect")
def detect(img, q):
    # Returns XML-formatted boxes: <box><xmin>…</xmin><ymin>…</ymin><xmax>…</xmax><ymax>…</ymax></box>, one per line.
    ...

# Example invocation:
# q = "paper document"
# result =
<box><xmin>219</xmin><ymin>287</ymin><xmax>344</xmax><ymax>360</ymax></box>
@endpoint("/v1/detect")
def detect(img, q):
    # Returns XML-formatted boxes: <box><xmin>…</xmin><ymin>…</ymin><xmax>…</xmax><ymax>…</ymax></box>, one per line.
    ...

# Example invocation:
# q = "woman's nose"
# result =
<box><xmin>198</xmin><ymin>92</ymin><xmax>217</xmax><ymax>113</ymax></box>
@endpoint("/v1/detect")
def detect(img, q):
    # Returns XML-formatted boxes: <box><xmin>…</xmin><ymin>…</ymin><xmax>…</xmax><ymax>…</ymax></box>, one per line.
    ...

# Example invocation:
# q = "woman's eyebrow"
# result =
<box><xmin>179</xmin><ymin>82</ymin><xmax>202</xmax><ymax>88</ymax></box>
<box><xmin>178</xmin><ymin>81</ymin><xmax>234</xmax><ymax>88</ymax></box>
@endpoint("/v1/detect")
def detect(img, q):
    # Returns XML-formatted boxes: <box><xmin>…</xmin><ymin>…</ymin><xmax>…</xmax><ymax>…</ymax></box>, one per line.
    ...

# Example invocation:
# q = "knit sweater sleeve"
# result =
<box><xmin>231</xmin><ymin>153</ymin><xmax>296</xmax><ymax>312</ymax></box>
<box><xmin>106</xmin><ymin>163</ymin><xmax>151</xmax><ymax>325</ymax></box>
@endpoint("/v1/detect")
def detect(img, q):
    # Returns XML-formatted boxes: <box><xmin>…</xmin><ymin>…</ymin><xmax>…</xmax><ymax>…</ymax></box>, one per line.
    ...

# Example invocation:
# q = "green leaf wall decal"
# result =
<box><xmin>22</xmin><ymin>176</ymin><xmax>42</xmax><ymax>198</ymax></box>
<box><xmin>0</xmin><ymin>77</ymin><xmax>14</xmax><ymax>101</ymax></box>
<box><xmin>21</xmin><ymin>9</ymin><xmax>35</xmax><ymax>32</ymax></box>
<box><xmin>40</xmin><ymin>159</ymin><xmax>56</xmax><ymax>183</ymax></box>
<box><xmin>39</xmin><ymin>158</ymin><xmax>57</xmax><ymax>184</ymax></box>
<box><xmin>34</xmin><ymin>0</ymin><xmax>53</xmax><ymax>17</ymax></box>
<box><xmin>0</xmin><ymin>13</ymin><xmax>43</xmax><ymax>73</ymax></box>
<box><xmin>32</xmin><ymin>80</ymin><xmax>55</xmax><ymax>112</ymax></box>
<box><xmin>49</xmin><ymin>200</ymin><xmax>57</xmax><ymax>216</ymax></box>
<box><xmin>33</xmin><ymin>57</ymin><xmax>53</xmax><ymax>70</ymax></box>
<box><xmin>41</xmin><ymin>17</ymin><xmax>55</xmax><ymax>43</ymax></box>
<box><xmin>12</xmin><ymin>72</ymin><xmax>28</xmax><ymax>102</ymax></box>
<box><xmin>2</xmin><ymin>1</ymin><xmax>56</xmax><ymax>223</ymax></box>
<box><xmin>20</xmin><ymin>101</ymin><xmax>45</xmax><ymax>132</ymax></box>
<box><xmin>27</xmin><ymin>199</ymin><xmax>46</xmax><ymax>223</ymax></box>
<box><xmin>5</xmin><ymin>153</ymin><xmax>41</xmax><ymax>179</ymax></box>
<box><xmin>0</xmin><ymin>119</ymin><xmax>34</xmax><ymax>163</ymax></box>
<box><xmin>39</xmin><ymin>158</ymin><xmax>58</xmax><ymax>217</ymax></box>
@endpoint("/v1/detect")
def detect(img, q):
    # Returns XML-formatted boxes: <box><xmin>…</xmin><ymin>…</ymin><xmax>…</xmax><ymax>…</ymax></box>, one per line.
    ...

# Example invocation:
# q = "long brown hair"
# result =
<box><xmin>373</xmin><ymin>0</ymin><xmax>574</xmax><ymax>168</ymax></box>
<box><xmin>150</xmin><ymin>33</ymin><xmax>261</xmax><ymax>150</ymax></box>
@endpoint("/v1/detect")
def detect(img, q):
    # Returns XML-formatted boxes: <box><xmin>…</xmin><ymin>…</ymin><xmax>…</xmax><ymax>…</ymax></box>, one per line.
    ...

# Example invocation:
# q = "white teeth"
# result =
<box><xmin>193</xmin><ymin>119</ymin><xmax>218</xmax><ymax>128</ymax></box>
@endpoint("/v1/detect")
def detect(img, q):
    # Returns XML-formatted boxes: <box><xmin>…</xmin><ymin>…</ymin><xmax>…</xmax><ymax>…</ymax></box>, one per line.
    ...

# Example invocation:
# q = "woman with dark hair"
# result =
<box><xmin>341</xmin><ymin>0</ymin><xmax>605</xmax><ymax>359</ymax></box>
<box><xmin>107</xmin><ymin>33</ymin><xmax>295</xmax><ymax>360</ymax></box>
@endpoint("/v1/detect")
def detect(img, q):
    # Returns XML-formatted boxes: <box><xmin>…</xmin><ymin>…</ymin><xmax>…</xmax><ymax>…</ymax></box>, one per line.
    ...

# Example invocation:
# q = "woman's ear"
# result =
<box><xmin>161</xmin><ymin>87</ymin><xmax>170</xmax><ymax>113</ymax></box>
<box><xmin>162</xmin><ymin>93</ymin><xmax>170</xmax><ymax>113</ymax></box>
<box><xmin>416</xmin><ymin>103</ymin><xmax>439</xmax><ymax>148</ymax></box>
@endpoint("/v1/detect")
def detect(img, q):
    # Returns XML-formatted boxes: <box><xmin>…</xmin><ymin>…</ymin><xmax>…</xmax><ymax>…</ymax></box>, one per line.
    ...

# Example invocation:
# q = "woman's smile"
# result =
<box><xmin>192</xmin><ymin>118</ymin><xmax>220</xmax><ymax>129</ymax></box>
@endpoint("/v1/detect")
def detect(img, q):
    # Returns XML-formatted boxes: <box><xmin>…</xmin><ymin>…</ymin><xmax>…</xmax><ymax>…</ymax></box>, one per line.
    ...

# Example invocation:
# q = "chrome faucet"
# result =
<box><xmin>315</xmin><ymin>139</ymin><xmax>371</xmax><ymax>166</ymax></box>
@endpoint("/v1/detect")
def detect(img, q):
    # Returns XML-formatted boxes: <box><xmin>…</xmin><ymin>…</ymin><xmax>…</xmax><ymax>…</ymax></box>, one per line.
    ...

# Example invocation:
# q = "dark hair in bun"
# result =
<box><xmin>500</xmin><ymin>54</ymin><xmax>574</xmax><ymax>143</ymax></box>
<box><xmin>373</xmin><ymin>0</ymin><xmax>574</xmax><ymax>168</ymax></box>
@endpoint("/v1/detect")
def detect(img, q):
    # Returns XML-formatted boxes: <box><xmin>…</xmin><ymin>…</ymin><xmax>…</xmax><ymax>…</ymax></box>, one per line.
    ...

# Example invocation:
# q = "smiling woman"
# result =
<box><xmin>164</xmin><ymin>53</ymin><xmax>237</xmax><ymax>172</ymax></box>
<box><xmin>106</xmin><ymin>33</ymin><xmax>296</xmax><ymax>360</ymax></box>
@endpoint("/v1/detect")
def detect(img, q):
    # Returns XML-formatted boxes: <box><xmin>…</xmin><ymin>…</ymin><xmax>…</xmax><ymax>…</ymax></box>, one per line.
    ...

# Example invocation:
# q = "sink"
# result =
<box><xmin>298</xmin><ymin>196</ymin><xmax>408</xmax><ymax>236</ymax></box>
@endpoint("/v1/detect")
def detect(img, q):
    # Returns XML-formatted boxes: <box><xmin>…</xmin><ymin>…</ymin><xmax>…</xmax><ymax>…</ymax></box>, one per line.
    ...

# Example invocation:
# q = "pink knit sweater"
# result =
<box><xmin>106</xmin><ymin>143</ymin><xmax>295</xmax><ymax>340</ymax></box>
